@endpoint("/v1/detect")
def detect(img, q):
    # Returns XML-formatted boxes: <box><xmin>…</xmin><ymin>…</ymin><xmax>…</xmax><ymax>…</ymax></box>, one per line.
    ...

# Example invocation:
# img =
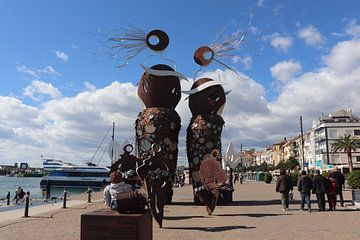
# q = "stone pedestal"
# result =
<box><xmin>81</xmin><ymin>208</ymin><xmax>152</xmax><ymax>240</ymax></box>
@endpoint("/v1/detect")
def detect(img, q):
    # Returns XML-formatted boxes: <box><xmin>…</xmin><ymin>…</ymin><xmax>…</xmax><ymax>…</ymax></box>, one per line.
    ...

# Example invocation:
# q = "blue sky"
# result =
<box><xmin>1</xmin><ymin>0</ymin><xmax>358</xmax><ymax>101</ymax></box>
<box><xmin>1</xmin><ymin>0</ymin><xmax>360</xmax><ymax>166</ymax></box>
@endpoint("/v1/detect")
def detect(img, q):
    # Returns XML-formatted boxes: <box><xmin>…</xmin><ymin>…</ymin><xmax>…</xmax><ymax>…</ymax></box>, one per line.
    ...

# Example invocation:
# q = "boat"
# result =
<box><xmin>40</xmin><ymin>122</ymin><xmax>124</xmax><ymax>190</ymax></box>
<box><xmin>40</xmin><ymin>159</ymin><xmax>110</xmax><ymax>189</ymax></box>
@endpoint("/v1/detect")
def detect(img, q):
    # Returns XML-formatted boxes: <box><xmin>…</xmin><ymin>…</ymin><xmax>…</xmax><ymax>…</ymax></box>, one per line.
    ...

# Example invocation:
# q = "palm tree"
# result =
<box><xmin>331</xmin><ymin>134</ymin><xmax>360</xmax><ymax>172</ymax></box>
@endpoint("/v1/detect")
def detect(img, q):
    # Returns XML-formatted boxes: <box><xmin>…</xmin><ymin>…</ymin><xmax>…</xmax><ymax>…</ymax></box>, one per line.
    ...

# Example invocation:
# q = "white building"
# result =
<box><xmin>312</xmin><ymin>109</ymin><xmax>360</xmax><ymax>172</ymax></box>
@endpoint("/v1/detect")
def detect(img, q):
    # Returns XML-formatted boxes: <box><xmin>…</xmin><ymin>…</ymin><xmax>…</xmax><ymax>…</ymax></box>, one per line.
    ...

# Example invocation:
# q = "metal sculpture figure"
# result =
<box><xmin>196</xmin><ymin>150</ymin><xmax>228</xmax><ymax>215</ymax></box>
<box><xmin>135</xmin><ymin>62</ymin><xmax>183</xmax><ymax>227</ymax></box>
<box><xmin>108</xmin><ymin>27</ymin><xmax>185</xmax><ymax>227</ymax></box>
<box><xmin>185</xmin><ymin>76</ymin><xmax>227</xmax><ymax>206</ymax></box>
<box><xmin>185</xmin><ymin>31</ymin><xmax>244</xmax><ymax>209</ymax></box>
<box><xmin>106</xmin><ymin>144</ymin><xmax>146</xmax><ymax>213</ymax></box>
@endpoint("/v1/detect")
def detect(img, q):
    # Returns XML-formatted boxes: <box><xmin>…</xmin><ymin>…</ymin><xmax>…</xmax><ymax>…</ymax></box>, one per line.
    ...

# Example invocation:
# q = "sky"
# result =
<box><xmin>1</xmin><ymin>0</ymin><xmax>360</xmax><ymax>167</ymax></box>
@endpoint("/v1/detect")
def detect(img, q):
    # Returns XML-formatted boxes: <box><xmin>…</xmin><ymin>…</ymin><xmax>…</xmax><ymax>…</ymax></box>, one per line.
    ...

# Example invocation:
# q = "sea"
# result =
<box><xmin>0</xmin><ymin>176</ymin><xmax>98</xmax><ymax>200</ymax></box>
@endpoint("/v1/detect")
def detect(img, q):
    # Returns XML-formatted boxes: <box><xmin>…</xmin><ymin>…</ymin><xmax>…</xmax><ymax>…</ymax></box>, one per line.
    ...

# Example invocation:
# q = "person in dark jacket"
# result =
<box><xmin>312</xmin><ymin>169</ymin><xmax>327</xmax><ymax>211</ymax></box>
<box><xmin>297</xmin><ymin>170</ymin><xmax>313</xmax><ymax>212</ymax></box>
<box><xmin>276</xmin><ymin>169</ymin><xmax>293</xmax><ymax>211</ymax></box>
<box><xmin>330</xmin><ymin>167</ymin><xmax>345</xmax><ymax>207</ymax></box>
<box><xmin>326</xmin><ymin>172</ymin><xmax>337</xmax><ymax>211</ymax></box>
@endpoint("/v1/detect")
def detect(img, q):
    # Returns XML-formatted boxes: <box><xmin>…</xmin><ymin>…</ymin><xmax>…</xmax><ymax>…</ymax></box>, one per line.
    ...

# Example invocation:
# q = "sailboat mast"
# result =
<box><xmin>112</xmin><ymin>122</ymin><xmax>115</xmax><ymax>141</ymax></box>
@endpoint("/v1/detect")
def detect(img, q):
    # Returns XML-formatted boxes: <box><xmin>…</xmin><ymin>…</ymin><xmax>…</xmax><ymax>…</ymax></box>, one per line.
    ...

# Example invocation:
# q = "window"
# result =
<box><xmin>354</xmin><ymin>130</ymin><xmax>360</xmax><ymax>136</ymax></box>
<box><xmin>345</xmin><ymin>130</ymin><xmax>353</xmax><ymax>136</ymax></box>
<box><xmin>356</xmin><ymin>156</ymin><xmax>360</xmax><ymax>162</ymax></box>
<box><xmin>328</xmin><ymin>129</ymin><xmax>338</xmax><ymax>138</ymax></box>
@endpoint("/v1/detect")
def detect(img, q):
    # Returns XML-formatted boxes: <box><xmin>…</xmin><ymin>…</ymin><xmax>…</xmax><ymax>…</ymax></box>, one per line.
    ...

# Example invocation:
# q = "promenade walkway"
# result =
<box><xmin>0</xmin><ymin>181</ymin><xmax>358</xmax><ymax>240</ymax></box>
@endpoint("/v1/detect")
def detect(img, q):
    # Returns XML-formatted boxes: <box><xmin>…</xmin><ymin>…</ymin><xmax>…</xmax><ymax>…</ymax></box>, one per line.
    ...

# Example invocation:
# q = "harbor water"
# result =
<box><xmin>0</xmin><ymin>176</ymin><xmax>100</xmax><ymax>199</ymax></box>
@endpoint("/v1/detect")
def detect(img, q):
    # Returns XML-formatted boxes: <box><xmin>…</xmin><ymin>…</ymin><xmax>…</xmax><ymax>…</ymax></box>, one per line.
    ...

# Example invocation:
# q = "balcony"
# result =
<box><xmin>314</xmin><ymin>136</ymin><xmax>326</xmax><ymax>142</ymax></box>
<box><xmin>315</xmin><ymin>149</ymin><xmax>325</xmax><ymax>155</ymax></box>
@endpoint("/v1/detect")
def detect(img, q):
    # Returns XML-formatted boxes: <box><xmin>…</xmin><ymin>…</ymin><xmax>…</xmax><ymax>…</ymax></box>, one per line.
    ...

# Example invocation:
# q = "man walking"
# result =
<box><xmin>312</xmin><ymin>169</ymin><xmax>327</xmax><ymax>211</ymax></box>
<box><xmin>330</xmin><ymin>167</ymin><xmax>345</xmax><ymax>207</ymax></box>
<box><xmin>297</xmin><ymin>170</ymin><xmax>313</xmax><ymax>212</ymax></box>
<box><xmin>276</xmin><ymin>169</ymin><xmax>293</xmax><ymax>211</ymax></box>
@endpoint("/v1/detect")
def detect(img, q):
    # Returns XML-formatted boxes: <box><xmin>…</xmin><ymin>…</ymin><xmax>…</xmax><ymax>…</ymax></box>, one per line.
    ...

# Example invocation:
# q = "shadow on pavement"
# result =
<box><xmin>164</xmin><ymin>215</ymin><xmax>206</xmax><ymax>220</ymax></box>
<box><xmin>220</xmin><ymin>199</ymin><xmax>282</xmax><ymax>206</ymax></box>
<box><xmin>163</xmin><ymin>225</ymin><xmax>256</xmax><ymax>232</ymax></box>
<box><xmin>215</xmin><ymin>213</ymin><xmax>292</xmax><ymax>218</ymax></box>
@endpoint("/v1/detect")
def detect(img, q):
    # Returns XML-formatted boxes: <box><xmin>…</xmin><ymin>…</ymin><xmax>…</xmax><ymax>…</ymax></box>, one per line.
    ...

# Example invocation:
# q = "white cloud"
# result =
<box><xmin>323</xmin><ymin>40</ymin><xmax>360</xmax><ymax>74</ymax></box>
<box><xmin>23</xmin><ymin>80</ymin><xmax>62</xmax><ymax>101</ymax></box>
<box><xmin>17</xmin><ymin>65</ymin><xmax>60</xmax><ymax>78</ymax></box>
<box><xmin>232</xmin><ymin>56</ymin><xmax>252</xmax><ymax>69</ymax></box>
<box><xmin>53</xmin><ymin>50</ymin><xmax>69</xmax><ymax>62</ymax></box>
<box><xmin>83</xmin><ymin>81</ymin><xmax>97</xmax><ymax>92</ymax></box>
<box><xmin>270</xmin><ymin>33</ymin><xmax>293</xmax><ymax>53</ymax></box>
<box><xmin>270</xmin><ymin>60</ymin><xmax>302</xmax><ymax>83</ymax></box>
<box><xmin>298</xmin><ymin>25</ymin><xmax>325</xmax><ymax>46</ymax></box>
<box><xmin>344</xmin><ymin>19</ymin><xmax>360</xmax><ymax>38</ymax></box>
<box><xmin>3</xmin><ymin>37</ymin><xmax>360</xmax><ymax>166</ymax></box>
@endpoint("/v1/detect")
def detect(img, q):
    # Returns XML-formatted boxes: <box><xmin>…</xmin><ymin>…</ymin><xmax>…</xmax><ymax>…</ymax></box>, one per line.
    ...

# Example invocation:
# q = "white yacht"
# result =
<box><xmin>40</xmin><ymin>159</ymin><xmax>110</xmax><ymax>189</ymax></box>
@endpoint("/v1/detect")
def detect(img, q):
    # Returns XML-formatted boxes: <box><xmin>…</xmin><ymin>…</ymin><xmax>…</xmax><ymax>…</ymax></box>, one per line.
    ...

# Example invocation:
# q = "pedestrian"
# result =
<box><xmin>326</xmin><ymin>172</ymin><xmax>337</xmax><ymax>211</ymax></box>
<box><xmin>239</xmin><ymin>173</ymin><xmax>244</xmax><ymax>184</ymax></box>
<box><xmin>233</xmin><ymin>173</ymin><xmax>239</xmax><ymax>184</ymax></box>
<box><xmin>276</xmin><ymin>169</ymin><xmax>293</xmax><ymax>211</ymax></box>
<box><xmin>46</xmin><ymin>180</ymin><xmax>51</xmax><ymax>199</ymax></box>
<box><xmin>297</xmin><ymin>170</ymin><xmax>313</xmax><ymax>212</ymax></box>
<box><xmin>330</xmin><ymin>167</ymin><xmax>345</xmax><ymax>207</ymax></box>
<box><xmin>312</xmin><ymin>170</ymin><xmax>327</xmax><ymax>211</ymax></box>
<box><xmin>14</xmin><ymin>186</ymin><xmax>21</xmax><ymax>204</ymax></box>
<box><xmin>18</xmin><ymin>188</ymin><xmax>26</xmax><ymax>203</ymax></box>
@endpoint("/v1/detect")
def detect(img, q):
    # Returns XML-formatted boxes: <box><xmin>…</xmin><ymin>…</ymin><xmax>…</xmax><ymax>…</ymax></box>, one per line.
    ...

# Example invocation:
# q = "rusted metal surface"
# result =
<box><xmin>186</xmin><ymin>77</ymin><xmax>228</xmax><ymax>210</ymax></box>
<box><xmin>110</xmin><ymin>144</ymin><xmax>140</xmax><ymax>174</ymax></box>
<box><xmin>194</xmin><ymin>46</ymin><xmax>214</xmax><ymax>67</ymax></box>
<box><xmin>146</xmin><ymin>30</ymin><xmax>169</xmax><ymax>52</ymax></box>
<box><xmin>81</xmin><ymin>208</ymin><xmax>152</xmax><ymax>240</ymax></box>
<box><xmin>135</xmin><ymin>65</ymin><xmax>181</xmax><ymax>227</ymax></box>
<box><xmin>188</xmin><ymin>78</ymin><xmax>226</xmax><ymax>116</ymax></box>
<box><xmin>138</xmin><ymin>64</ymin><xmax>181</xmax><ymax>109</ymax></box>
<box><xmin>198</xmin><ymin>152</ymin><xmax>228</xmax><ymax>215</ymax></box>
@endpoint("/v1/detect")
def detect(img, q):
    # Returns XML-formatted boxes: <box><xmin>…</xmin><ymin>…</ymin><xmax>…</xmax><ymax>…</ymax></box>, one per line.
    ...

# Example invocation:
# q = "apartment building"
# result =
<box><xmin>312</xmin><ymin>109</ymin><xmax>360</xmax><ymax>172</ymax></box>
<box><xmin>271</xmin><ymin>138</ymin><xmax>287</xmax><ymax>166</ymax></box>
<box><xmin>260</xmin><ymin>147</ymin><xmax>273</xmax><ymax>165</ymax></box>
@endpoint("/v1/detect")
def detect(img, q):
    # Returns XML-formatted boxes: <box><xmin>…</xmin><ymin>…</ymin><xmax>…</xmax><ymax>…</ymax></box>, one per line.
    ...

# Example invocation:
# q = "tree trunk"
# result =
<box><xmin>347</xmin><ymin>150</ymin><xmax>353</xmax><ymax>173</ymax></box>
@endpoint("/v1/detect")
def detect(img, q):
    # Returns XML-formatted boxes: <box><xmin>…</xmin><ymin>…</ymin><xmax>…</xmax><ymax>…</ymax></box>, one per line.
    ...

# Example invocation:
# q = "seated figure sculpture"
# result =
<box><xmin>104</xmin><ymin>144</ymin><xmax>147</xmax><ymax>214</ymax></box>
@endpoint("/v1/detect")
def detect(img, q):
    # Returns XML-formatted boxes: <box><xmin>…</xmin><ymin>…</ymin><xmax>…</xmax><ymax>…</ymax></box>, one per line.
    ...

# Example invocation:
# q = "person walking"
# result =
<box><xmin>239</xmin><ymin>173</ymin><xmax>244</xmax><ymax>184</ymax></box>
<box><xmin>46</xmin><ymin>180</ymin><xmax>51</xmax><ymax>200</ymax></box>
<box><xmin>330</xmin><ymin>167</ymin><xmax>345</xmax><ymax>207</ymax></box>
<box><xmin>326</xmin><ymin>172</ymin><xmax>337</xmax><ymax>211</ymax></box>
<box><xmin>312</xmin><ymin>170</ymin><xmax>327</xmax><ymax>211</ymax></box>
<box><xmin>276</xmin><ymin>169</ymin><xmax>293</xmax><ymax>211</ymax></box>
<box><xmin>297</xmin><ymin>170</ymin><xmax>313</xmax><ymax>212</ymax></box>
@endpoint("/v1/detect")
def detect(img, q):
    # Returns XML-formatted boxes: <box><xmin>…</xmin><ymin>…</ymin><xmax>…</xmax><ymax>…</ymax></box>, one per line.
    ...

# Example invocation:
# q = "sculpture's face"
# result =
<box><xmin>137</xmin><ymin>64</ymin><xmax>181</xmax><ymax>109</ymax></box>
<box><xmin>188</xmin><ymin>78</ymin><xmax>226</xmax><ymax>116</ymax></box>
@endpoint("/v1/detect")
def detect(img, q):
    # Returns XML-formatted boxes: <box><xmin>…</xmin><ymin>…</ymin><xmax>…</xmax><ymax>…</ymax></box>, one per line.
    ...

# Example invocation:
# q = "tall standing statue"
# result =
<box><xmin>135</xmin><ymin>62</ymin><xmax>184</xmax><ymax>227</ymax></box>
<box><xmin>185</xmin><ymin>74</ymin><xmax>227</xmax><ymax>208</ymax></box>
<box><xmin>108</xmin><ymin>27</ymin><xmax>186</xmax><ymax>227</ymax></box>
<box><xmin>184</xmin><ymin>30</ymin><xmax>246</xmax><ymax>213</ymax></box>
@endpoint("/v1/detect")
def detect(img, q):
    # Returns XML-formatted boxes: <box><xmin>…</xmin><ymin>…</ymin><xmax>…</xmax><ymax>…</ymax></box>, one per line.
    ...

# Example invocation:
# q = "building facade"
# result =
<box><xmin>312</xmin><ymin>109</ymin><xmax>360</xmax><ymax>172</ymax></box>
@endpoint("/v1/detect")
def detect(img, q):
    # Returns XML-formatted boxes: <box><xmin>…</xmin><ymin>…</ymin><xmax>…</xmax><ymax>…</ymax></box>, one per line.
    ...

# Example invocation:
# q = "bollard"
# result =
<box><xmin>87</xmin><ymin>187</ymin><xmax>92</xmax><ymax>203</ymax></box>
<box><xmin>62</xmin><ymin>188</ymin><xmax>68</xmax><ymax>209</ymax></box>
<box><xmin>6</xmin><ymin>191</ymin><xmax>10</xmax><ymax>205</ymax></box>
<box><xmin>24</xmin><ymin>191</ymin><xmax>30</xmax><ymax>218</ymax></box>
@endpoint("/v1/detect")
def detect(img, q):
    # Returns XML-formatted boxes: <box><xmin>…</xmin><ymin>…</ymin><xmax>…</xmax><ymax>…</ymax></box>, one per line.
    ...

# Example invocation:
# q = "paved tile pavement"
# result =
<box><xmin>0</xmin><ymin>181</ymin><xmax>359</xmax><ymax>240</ymax></box>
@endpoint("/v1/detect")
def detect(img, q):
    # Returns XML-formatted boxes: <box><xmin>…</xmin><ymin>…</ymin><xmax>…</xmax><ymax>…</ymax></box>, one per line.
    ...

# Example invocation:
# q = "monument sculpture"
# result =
<box><xmin>184</xmin><ymin>30</ymin><xmax>246</xmax><ymax>212</ymax></box>
<box><xmin>107</xmin><ymin>27</ymin><xmax>186</xmax><ymax>227</ymax></box>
